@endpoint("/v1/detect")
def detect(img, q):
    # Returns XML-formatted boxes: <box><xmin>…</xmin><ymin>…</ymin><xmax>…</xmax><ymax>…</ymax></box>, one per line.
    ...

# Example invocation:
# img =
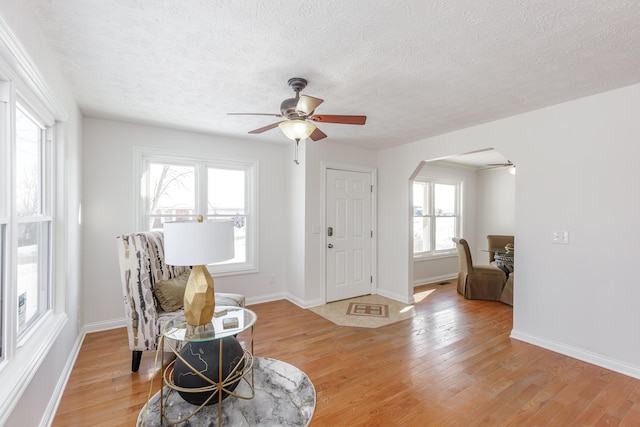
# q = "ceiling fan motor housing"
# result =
<box><xmin>280</xmin><ymin>97</ymin><xmax>305</xmax><ymax>119</ymax></box>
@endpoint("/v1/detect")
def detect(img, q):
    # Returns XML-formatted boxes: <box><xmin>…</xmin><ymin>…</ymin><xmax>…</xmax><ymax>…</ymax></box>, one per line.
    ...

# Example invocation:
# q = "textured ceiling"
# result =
<box><xmin>26</xmin><ymin>1</ymin><xmax>640</xmax><ymax>151</ymax></box>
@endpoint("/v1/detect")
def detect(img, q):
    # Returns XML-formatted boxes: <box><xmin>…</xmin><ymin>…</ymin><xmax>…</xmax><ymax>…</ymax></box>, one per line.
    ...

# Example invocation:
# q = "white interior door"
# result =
<box><xmin>326</xmin><ymin>169</ymin><xmax>372</xmax><ymax>302</ymax></box>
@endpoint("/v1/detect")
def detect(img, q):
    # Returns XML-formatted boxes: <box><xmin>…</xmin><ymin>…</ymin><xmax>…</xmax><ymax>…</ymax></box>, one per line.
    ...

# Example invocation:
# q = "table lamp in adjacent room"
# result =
<box><xmin>164</xmin><ymin>216</ymin><xmax>235</xmax><ymax>338</ymax></box>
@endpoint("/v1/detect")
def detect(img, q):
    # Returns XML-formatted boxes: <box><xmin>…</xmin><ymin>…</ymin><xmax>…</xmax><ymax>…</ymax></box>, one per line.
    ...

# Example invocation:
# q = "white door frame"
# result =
<box><xmin>321</xmin><ymin>161</ymin><xmax>377</xmax><ymax>304</ymax></box>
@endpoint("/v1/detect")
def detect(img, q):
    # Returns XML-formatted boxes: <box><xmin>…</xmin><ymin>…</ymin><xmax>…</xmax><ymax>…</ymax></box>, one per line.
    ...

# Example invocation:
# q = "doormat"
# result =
<box><xmin>308</xmin><ymin>294</ymin><xmax>415</xmax><ymax>328</ymax></box>
<box><xmin>346</xmin><ymin>302</ymin><xmax>389</xmax><ymax>318</ymax></box>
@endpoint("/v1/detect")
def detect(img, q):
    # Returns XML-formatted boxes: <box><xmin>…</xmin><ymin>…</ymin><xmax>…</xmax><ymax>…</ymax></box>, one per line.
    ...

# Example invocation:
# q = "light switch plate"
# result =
<box><xmin>552</xmin><ymin>231</ymin><xmax>569</xmax><ymax>244</ymax></box>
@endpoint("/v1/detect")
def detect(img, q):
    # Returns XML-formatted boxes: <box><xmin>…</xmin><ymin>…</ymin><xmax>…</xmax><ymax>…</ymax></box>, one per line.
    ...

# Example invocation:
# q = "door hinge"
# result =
<box><xmin>370</xmin><ymin>185</ymin><xmax>373</xmax><ymax>192</ymax></box>
<box><xmin>370</xmin><ymin>230</ymin><xmax>373</xmax><ymax>238</ymax></box>
<box><xmin>370</xmin><ymin>276</ymin><xmax>373</xmax><ymax>283</ymax></box>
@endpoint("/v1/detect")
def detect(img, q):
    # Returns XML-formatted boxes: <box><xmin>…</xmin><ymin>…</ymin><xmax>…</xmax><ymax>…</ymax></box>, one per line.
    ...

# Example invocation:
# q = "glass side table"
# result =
<box><xmin>157</xmin><ymin>306</ymin><xmax>257</xmax><ymax>425</ymax></box>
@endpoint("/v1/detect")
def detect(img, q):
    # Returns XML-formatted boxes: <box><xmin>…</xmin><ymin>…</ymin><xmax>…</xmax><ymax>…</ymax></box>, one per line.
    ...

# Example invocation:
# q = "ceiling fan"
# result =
<box><xmin>228</xmin><ymin>78</ymin><xmax>366</xmax><ymax>163</ymax></box>
<box><xmin>486</xmin><ymin>160</ymin><xmax>514</xmax><ymax>168</ymax></box>
<box><xmin>483</xmin><ymin>160</ymin><xmax>516</xmax><ymax>174</ymax></box>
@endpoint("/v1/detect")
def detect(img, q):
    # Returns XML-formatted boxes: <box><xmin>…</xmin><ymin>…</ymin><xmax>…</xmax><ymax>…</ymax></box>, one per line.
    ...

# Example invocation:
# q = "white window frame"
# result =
<box><xmin>134</xmin><ymin>147</ymin><xmax>258</xmax><ymax>275</ymax></box>
<box><xmin>14</xmin><ymin>102</ymin><xmax>54</xmax><ymax>340</ymax></box>
<box><xmin>413</xmin><ymin>177</ymin><xmax>462</xmax><ymax>258</ymax></box>
<box><xmin>0</xmin><ymin>20</ymin><xmax>68</xmax><ymax>425</ymax></box>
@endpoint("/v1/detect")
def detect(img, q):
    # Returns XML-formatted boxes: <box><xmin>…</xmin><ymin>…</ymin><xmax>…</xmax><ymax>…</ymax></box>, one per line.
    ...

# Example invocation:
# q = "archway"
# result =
<box><xmin>409</xmin><ymin>148</ymin><xmax>515</xmax><ymax>290</ymax></box>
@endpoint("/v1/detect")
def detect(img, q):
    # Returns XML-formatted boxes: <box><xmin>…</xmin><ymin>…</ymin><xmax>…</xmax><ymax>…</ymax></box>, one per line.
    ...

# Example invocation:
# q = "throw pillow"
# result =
<box><xmin>154</xmin><ymin>271</ymin><xmax>191</xmax><ymax>312</ymax></box>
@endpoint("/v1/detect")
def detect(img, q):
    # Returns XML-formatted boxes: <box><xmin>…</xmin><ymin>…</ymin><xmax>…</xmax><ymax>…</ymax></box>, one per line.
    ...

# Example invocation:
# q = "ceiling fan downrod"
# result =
<box><xmin>287</xmin><ymin>77</ymin><xmax>308</xmax><ymax>96</ymax></box>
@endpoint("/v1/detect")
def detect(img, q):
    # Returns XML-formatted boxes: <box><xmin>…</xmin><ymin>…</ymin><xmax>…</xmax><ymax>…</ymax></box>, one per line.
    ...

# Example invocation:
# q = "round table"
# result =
<box><xmin>155</xmin><ymin>307</ymin><xmax>258</xmax><ymax>425</ymax></box>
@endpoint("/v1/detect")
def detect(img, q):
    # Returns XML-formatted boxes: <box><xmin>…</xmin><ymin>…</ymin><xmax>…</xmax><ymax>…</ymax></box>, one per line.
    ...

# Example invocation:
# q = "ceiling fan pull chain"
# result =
<box><xmin>294</xmin><ymin>138</ymin><xmax>300</xmax><ymax>165</ymax></box>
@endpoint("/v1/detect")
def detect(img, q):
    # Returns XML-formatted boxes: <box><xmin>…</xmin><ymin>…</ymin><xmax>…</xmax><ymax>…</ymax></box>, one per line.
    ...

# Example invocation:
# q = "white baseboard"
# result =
<box><xmin>376</xmin><ymin>288</ymin><xmax>413</xmax><ymax>304</ymax></box>
<box><xmin>413</xmin><ymin>274</ymin><xmax>457</xmax><ymax>287</ymax></box>
<box><xmin>245</xmin><ymin>292</ymin><xmax>286</xmax><ymax>306</ymax></box>
<box><xmin>84</xmin><ymin>318</ymin><xmax>126</xmax><ymax>333</ymax></box>
<box><xmin>511</xmin><ymin>329</ymin><xmax>640</xmax><ymax>380</ymax></box>
<box><xmin>40</xmin><ymin>328</ymin><xmax>86</xmax><ymax>427</ymax></box>
<box><xmin>288</xmin><ymin>294</ymin><xmax>323</xmax><ymax>309</ymax></box>
<box><xmin>82</xmin><ymin>294</ymin><xmax>288</xmax><ymax>335</ymax></box>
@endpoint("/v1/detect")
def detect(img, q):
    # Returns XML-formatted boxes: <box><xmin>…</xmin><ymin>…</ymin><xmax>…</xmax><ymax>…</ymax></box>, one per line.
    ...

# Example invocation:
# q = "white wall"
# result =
<box><xmin>475</xmin><ymin>167</ymin><xmax>516</xmax><ymax>262</ymax></box>
<box><xmin>377</xmin><ymin>83</ymin><xmax>640</xmax><ymax>379</ymax></box>
<box><xmin>82</xmin><ymin>118</ymin><xmax>290</xmax><ymax>328</ymax></box>
<box><xmin>0</xmin><ymin>2</ymin><xmax>83</xmax><ymax>426</ymax></box>
<box><xmin>286</xmin><ymin>140</ymin><xmax>307</xmax><ymax>305</ymax></box>
<box><xmin>81</xmin><ymin>123</ymin><xmax>378</xmax><ymax>323</ymax></box>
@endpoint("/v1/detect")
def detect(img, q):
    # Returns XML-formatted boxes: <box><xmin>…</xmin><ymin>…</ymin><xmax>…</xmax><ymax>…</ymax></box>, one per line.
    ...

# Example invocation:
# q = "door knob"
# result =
<box><xmin>328</xmin><ymin>243</ymin><xmax>334</xmax><ymax>248</ymax></box>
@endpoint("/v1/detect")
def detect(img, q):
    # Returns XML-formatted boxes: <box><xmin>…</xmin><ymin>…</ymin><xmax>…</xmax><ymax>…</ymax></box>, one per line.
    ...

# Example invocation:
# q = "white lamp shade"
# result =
<box><xmin>278</xmin><ymin>120</ymin><xmax>316</xmax><ymax>140</ymax></box>
<box><xmin>164</xmin><ymin>219</ymin><xmax>235</xmax><ymax>266</ymax></box>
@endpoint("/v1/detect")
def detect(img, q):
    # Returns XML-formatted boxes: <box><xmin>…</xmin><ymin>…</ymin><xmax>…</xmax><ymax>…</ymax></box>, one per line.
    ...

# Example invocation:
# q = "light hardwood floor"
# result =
<box><xmin>53</xmin><ymin>281</ymin><xmax>640</xmax><ymax>426</ymax></box>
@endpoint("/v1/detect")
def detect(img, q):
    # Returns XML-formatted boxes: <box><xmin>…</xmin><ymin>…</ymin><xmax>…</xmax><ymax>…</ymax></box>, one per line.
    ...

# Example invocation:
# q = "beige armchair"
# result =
<box><xmin>116</xmin><ymin>231</ymin><xmax>245</xmax><ymax>371</ymax></box>
<box><xmin>486</xmin><ymin>234</ymin><xmax>514</xmax><ymax>265</ymax></box>
<box><xmin>500</xmin><ymin>273</ymin><xmax>514</xmax><ymax>306</ymax></box>
<box><xmin>453</xmin><ymin>238</ymin><xmax>507</xmax><ymax>301</ymax></box>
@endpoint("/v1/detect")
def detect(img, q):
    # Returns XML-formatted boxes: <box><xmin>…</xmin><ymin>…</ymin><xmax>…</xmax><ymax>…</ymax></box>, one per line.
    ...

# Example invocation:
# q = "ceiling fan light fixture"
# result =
<box><xmin>508</xmin><ymin>165</ymin><xmax>516</xmax><ymax>175</ymax></box>
<box><xmin>278</xmin><ymin>119</ymin><xmax>316</xmax><ymax>141</ymax></box>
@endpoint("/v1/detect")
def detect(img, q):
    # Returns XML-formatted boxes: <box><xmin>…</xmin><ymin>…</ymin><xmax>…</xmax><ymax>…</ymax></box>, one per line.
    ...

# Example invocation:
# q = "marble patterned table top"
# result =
<box><xmin>137</xmin><ymin>357</ymin><xmax>315</xmax><ymax>426</ymax></box>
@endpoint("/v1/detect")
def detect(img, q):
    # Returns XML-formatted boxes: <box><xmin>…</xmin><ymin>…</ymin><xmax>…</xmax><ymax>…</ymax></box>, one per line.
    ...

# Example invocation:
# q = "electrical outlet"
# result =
<box><xmin>552</xmin><ymin>231</ymin><xmax>569</xmax><ymax>244</ymax></box>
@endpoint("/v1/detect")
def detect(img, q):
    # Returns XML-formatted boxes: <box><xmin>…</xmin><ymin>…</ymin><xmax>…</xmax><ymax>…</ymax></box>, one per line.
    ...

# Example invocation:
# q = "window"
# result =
<box><xmin>0</xmin><ymin>21</ymin><xmax>68</xmax><ymax>423</ymax></box>
<box><xmin>413</xmin><ymin>179</ymin><xmax>461</xmax><ymax>256</ymax></box>
<box><xmin>137</xmin><ymin>149</ymin><xmax>257</xmax><ymax>274</ymax></box>
<box><xmin>15</xmin><ymin>106</ymin><xmax>52</xmax><ymax>337</ymax></box>
<box><xmin>0</xmin><ymin>96</ymin><xmax>59</xmax><ymax>366</ymax></box>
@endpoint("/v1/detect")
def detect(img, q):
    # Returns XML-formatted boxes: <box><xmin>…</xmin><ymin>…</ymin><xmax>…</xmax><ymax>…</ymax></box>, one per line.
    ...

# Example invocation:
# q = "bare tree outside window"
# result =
<box><xmin>147</xmin><ymin>164</ymin><xmax>195</xmax><ymax>229</ymax></box>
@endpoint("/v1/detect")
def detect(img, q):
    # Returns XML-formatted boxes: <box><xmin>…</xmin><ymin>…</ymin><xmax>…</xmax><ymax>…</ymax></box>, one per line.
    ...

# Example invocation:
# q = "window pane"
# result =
<box><xmin>208</xmin><ymin>168</ymin><xmax>245</xmax><ymax>215</ymax></box>
<box><xmin>208</xmin><ymin>169</ymin><xmax>247</xmax><ymax>263</ymax></box>
<box><xmin>413</xmin><ymin>183</ymin><xmax>427</xmax><ymax>216</ymax></box>
<box><xmin>435</xmin><ymin>217</ymin><xmax>456</xmax><ymax>250</ymax></box>
<box><xmin>148</xmin><ymin>163</ymin><xmax>195</xmax><ymax>221</ymax></box>
<box><xmin>17</xmin><ymin>221</ymin><xmax>50</xmax><ymax>334</ymax></box>
<box><xmin>434</xmin><ymin>183</ymin><xmax>455</xmax><ymax>216</ymax></box>
<box><xmin>413</xmin><ymin>216</ymin><xmax>431</xmax><ymax>253</ymax></box>
<box><xmin>209</xmin><ymin>215</ymin><xmax>247</xmax><ymax>265</ymax></box>
<box><xmin>16</xmin><ymin>108</ymin><xmax>42</xmax><ymax>217</ymax></box>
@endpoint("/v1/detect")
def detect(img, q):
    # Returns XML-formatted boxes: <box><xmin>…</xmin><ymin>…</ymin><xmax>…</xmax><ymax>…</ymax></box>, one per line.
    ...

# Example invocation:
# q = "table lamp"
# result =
<box><xmin>164</xmin><ymin>216</ymin><xmax>234</xmax><ymax>338</ymax></box>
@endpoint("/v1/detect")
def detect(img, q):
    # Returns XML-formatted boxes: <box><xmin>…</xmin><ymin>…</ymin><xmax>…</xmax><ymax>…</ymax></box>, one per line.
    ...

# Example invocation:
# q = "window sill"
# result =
<box><xmin>207</xmin><ymin>264</ymin><xmax>258</xmax><ymax>277</ymax></box>
<box><xmin>414</xmin><ymin>251</ymin><xmax>457</xmax><ymax>261</ymax></box>
<box><xmin>0</xmin><ymin>311</ymin><xmax>67</xmax><ymax>425</ymax></box>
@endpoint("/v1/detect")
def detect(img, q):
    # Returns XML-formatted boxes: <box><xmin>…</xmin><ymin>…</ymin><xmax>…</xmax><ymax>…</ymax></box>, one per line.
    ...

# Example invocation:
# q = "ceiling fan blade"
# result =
<box><xmin>248</xmin><ymin>121</ymin><xmax>283</xmax><ymax>134</ymax></box>
<box><xmin>310</xmin><ymin>114</ymin><xmax>367</xmax><ymax>125</ymax></box>
<box><xmin>309</xmin><ymin>127</ymin><xmax>327</xmax><ymax>141</ymax></box>
<box><xmin>296</xmin><ymin>96</ymin><xmax>324</xmax><ymax>115</ymax></box>
<box><xmin>228</xmin><ymin>113</ymin><xmax>283</xmax><ymax>117</ymax></box>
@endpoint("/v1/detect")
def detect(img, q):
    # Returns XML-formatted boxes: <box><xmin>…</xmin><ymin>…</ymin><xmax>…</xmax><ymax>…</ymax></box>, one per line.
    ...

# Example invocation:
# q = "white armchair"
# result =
<box><xmin>116</xmin><ymin>231</ymin><xmax>245</xmax><ymax>371</ymax></box>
